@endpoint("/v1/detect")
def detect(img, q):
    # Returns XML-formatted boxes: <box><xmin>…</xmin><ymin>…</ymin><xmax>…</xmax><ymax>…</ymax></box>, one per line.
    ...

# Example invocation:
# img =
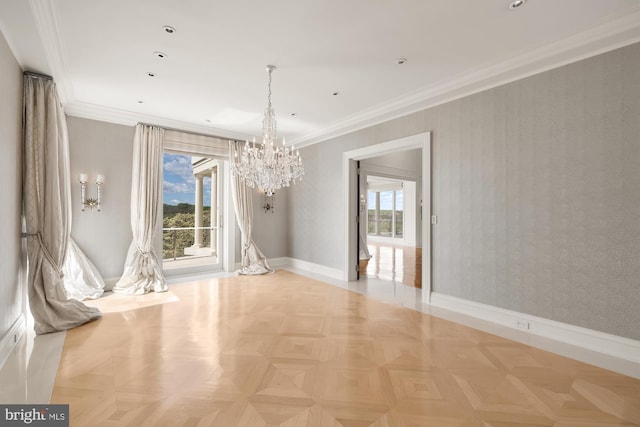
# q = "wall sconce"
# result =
<box><xmin>78</xmin><ymin>173</ymin><xmax>104</xmax><ymax>211</ymax></box>
<box><xmin>264</xmin><ymin>191</ymin><xmax>275</xmax><ymax>213</ymax></box>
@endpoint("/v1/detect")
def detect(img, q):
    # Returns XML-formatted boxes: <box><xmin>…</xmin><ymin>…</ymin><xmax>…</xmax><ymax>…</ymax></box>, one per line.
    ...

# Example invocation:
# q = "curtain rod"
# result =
<box><xmin>137</xmin><ymin>121</ymin><xmax>239</xmax><ymax>141</ymax></box>
<box><xmin>24</xmin><ymin>71</ymin><xmax>53</xmax><ymax>80</ymax></box>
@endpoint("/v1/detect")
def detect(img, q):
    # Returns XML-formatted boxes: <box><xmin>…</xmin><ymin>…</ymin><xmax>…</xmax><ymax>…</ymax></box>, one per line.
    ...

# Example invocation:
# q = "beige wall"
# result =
<box><xmin>288</xmin><ymin>42</ymin><xmax>640</xmax><ymax>341</ymax></box>
<box><xmin>67</xmin><ymin>117</ymin><xmax>289</xmax><ymax>282</ymax></box>
<box><xmin>67</xmin><ymin>116</ymin><xmax>135</xmax><ymax>285</ymax></box>
<box><xmin>251</xmin><ymin>187</ymin><xmax>289</xmax><ymax>259</ymax></box>
<box><xmin>0</xmin><ymin>30</ymin><xmax>25</xmax><ymax>347</ymax></box>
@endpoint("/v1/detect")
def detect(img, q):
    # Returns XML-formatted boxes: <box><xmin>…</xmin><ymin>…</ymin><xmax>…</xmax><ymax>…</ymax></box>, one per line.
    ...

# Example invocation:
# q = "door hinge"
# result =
<box><xmin>431</xmin><ymin>215</ymin><xmax>438</xmax><ymax>225</ymax></box>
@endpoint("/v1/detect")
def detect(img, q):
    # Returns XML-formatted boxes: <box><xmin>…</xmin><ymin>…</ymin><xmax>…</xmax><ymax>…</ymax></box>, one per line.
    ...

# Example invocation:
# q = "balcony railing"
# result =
<box><xmin>162</xmin><ymin>226</ymin><xmax>218</xmax><ymax>260</ymax></box>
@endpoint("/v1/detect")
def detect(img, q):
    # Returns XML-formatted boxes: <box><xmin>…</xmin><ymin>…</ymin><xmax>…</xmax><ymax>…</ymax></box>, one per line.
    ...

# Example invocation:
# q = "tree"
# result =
<box><xmin>162</xmin><ymin>208</ymin><xmax>211</xmax><ymax>259</ymax></box>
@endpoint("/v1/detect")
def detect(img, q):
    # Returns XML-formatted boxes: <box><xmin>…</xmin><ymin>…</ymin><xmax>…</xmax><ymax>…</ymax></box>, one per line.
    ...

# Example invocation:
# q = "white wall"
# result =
<box><xmin>362</xmin><ymin>149</ymin><xmax>421</xmax><ymax>176</ymax></box>
<box><xmin>67</xmin><ymin>116</ymin><xmax>135</xmax><ymax>286</ymax></box>
<box><xmin>404</xmin><ymin>181</ymin><xmax>417</xmax><ymax>247</ymax></box>
<box><xmin>0</xmin><ymin>29</ymin><xmax>25</xmax><ymax>357</ymax></box>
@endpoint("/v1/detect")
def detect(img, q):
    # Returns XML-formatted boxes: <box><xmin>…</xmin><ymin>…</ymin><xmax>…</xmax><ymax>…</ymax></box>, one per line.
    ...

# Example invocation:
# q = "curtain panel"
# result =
<box><xmin>114</xmin><ymin>124</ymin><xmax>167</xmax><ymax>295</ymax></box>
<box><xmin>23</xmin><ymin>75</ymin><xmax>103</xmax><ymax>334</ymax></box>
<box><xmin>229</xmin><ymin>141</ymin><xmax>273</xmax><ymax>275</ymax></box>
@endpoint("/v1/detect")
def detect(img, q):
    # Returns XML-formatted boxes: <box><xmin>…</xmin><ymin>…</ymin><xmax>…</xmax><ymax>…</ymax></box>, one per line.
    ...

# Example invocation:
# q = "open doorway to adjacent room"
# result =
<box><xmin>362</xmin><ymin>174</ymin><xmax>421</xmax><ymax>288</ymax></box>
<box><xmin>343</xmin><ymin>132</ymin><xmax>431</xmax><ymax>300</ymax></box>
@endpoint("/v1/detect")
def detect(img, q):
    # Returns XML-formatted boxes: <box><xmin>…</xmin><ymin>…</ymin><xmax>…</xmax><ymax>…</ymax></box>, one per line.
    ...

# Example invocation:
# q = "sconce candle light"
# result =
<box><xmin>79</xmin><ymin>173</ymin><xmax>104</xmax><ymax>211</ymax></box>
<box><xmin>263</xmin><ymin>191</ymin><xmax>275</xmax><ymax>213</ymax></box>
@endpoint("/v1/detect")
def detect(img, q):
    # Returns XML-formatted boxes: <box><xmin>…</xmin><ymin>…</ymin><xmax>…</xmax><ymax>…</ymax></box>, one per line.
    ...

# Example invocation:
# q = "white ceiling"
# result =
<box><xmin>1</xmin><ymin>0</ymin><xmax>640</xmax><ymax>146</ymax></box>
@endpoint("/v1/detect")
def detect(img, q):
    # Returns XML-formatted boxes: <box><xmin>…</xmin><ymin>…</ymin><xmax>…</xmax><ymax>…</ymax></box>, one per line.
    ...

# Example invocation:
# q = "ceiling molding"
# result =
<box><xmin>29</xmin><ymin>0</ymin><xmax>74</xmax><ymax>103</ymax></box>
<box><xmin>64</xmin><ymin>101</ymin><xmax>252</xmax><ymax>141</ymax></box>
<box><xmin>23</xmin><ymin>2</ymin><xmax>640</xmax><ymax>148</ymax></box>
<box><xmin>289</xmin><ymin>8</ymin><xmax>640</xmax><ymax>148</ymax></box>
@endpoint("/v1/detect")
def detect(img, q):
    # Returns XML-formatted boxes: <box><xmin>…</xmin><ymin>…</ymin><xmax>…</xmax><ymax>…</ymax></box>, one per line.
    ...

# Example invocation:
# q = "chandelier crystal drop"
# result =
<box><xmin>231</xmin><ymin>65</ymin><xmax>304</xmax><ymax>196</ymax></box>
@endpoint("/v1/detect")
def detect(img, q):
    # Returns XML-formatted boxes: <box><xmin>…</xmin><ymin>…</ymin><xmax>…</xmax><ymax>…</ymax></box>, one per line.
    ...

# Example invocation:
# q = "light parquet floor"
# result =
<box><xmin>51</xmin><ymin>270</ymin><xmax>640</xmax><ymax>426</ymax></box>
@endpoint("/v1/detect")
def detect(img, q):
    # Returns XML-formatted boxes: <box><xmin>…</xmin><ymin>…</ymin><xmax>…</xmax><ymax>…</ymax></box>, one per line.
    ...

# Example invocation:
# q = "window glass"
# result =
<box><xmin>367</xmin><ymin>185</ymin><xmax>405</xmax><ymax>239</ymax></box>
<box><xmin>378</xmin><ymin>191</ymin><xmax>393</xmax><ymax>237</ymax></box>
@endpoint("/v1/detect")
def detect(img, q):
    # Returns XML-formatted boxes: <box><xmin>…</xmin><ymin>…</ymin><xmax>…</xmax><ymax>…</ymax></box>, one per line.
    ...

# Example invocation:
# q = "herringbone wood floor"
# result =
<box><xmin>51</xmin><ymin>271</ymin><xmax>640</xmax><ymax>426</ymax></box>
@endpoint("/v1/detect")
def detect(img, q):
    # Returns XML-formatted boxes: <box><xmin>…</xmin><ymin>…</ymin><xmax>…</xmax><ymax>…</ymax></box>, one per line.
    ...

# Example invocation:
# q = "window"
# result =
<box><xmin>367</xmin><ymin>178</ymin><xmax>403</xmax><ymax>239</ymax></box>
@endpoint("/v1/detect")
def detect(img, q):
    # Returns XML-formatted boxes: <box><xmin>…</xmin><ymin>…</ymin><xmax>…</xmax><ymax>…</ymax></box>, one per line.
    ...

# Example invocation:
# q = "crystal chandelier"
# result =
<box><xmin>231</xmin><ymin>65</ymin><xmax>304</xmax><ymax>196</ymax></box>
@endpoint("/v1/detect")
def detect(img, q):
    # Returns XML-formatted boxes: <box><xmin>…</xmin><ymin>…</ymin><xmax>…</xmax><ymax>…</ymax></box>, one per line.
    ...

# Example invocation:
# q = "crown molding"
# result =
<box><xmin>64</xmin><ymin>101</ymin><xmax>252</xmax><ymax>141</ymax></box>
<box><xmin>29</xmin><ymin>0</ymin><xmax>74</xmax><ymax>103</ymax></box>
<box><xmin>289</xmin><ymin>8</ymin><xmax>640</xmax><ymax>148</ymax></box>
<box><xmin>24</xmin><ymin>1</ymin><xmax>640</xmax><ymax>147</ymax></box>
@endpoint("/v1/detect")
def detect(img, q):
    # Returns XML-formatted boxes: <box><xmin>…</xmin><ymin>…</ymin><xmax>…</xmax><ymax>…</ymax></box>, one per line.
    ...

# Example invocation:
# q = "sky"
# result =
<box><xmin>163</xmin><ymin>153</ymin><xmax>211</xmax><ymax>206</ymax></box>
<box><xmin>368</xmin><ymin>190</ymin><xmax>403</xmax><ymax>211</ymax></box>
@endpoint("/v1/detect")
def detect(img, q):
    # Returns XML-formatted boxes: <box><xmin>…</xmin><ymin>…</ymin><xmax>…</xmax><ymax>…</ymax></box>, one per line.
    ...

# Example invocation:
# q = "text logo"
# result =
<box><xmin>1</xmin><ymin>405</ymin><xmax>68</xmax><ymax>426</ymax></box>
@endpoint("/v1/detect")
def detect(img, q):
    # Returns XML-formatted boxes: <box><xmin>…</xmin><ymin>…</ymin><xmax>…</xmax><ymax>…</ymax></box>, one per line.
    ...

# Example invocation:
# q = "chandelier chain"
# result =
<box><xmin>267</xmin><ymin>67</ymin><xmax>272</xmax><ymax>110</ymax></box>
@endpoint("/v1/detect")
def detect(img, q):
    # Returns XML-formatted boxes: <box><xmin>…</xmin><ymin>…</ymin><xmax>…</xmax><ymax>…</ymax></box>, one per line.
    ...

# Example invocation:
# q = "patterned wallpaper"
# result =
<box><xmin>290</xmin><ymin>42</ymin><xmax>640</xmax><ymax>340</ymax></box>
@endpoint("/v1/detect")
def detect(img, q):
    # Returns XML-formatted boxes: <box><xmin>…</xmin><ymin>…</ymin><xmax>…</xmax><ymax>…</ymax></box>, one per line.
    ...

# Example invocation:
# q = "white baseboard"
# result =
<box><xmin>0</xmin><ymin>314</ymin><xmax>26</xmax><ymax>371</ymax></box>
<box><xmin>430</xmin><ymin>293</ymin><xmax>640</xmax><ymax>366</ymax></box>
<box><xmin>269</xmin><ymin>257</ymin><xmax>343</xmax><ymax>281</ymax></box>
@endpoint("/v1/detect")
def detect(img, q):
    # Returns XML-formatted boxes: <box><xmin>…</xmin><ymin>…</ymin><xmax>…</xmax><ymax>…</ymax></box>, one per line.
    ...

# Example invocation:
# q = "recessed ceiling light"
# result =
<box><xmin>137</xmin><ymin>100</ymin><xmax>144</xmax><ymax>104</ymax></box>
<box><xmin>332</xmin><ymin>91</ymin><xmax>340</xmax><ymax>96</ymax></box>
<box><xmin>147</xmin><ymin>72</ymin><xmax>156</xmax><ymax>77</ymax></box>
<box><xmin>396</xmin><ymin>58</ymin><xmax>407</xmax><ymax>65</ymax></box>
<box><xmin>205</xmin><ymin>119</ymin><xmax>211</xmax><ymax>123</ymax></box>
<box><xmin>508</xmin><ymin>0</ymin><xmax>527</xmax><ymax>9</ymax></box>
<box><xmin>290</xmin><ymin>113</ymin><xmax>296</xmax><ymax>116</ymax></box>
<box><xmin>154</xmin><ymin>51</ymin><xmax>168</xmax><ymax>59</ymax></box>
<box><xmin>163</xmin><ymin>25</ymin><xmax>176</xmax><ymax>34</ymax></box>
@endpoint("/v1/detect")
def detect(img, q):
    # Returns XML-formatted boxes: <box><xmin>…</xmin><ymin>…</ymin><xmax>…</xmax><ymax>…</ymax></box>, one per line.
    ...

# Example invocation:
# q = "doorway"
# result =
<box><xmin>342</xmin><ymin>132</ymin><xmax>432</xmax><ymax>301</ymax></box>
<box><xmin>363</xmin><ymin>174</ymin><xmax>421</xmax><ymax>287</ymax></box>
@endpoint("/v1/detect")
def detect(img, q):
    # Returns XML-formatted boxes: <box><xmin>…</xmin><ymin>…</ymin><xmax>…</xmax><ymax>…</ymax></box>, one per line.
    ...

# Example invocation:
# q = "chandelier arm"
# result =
<box><xmin>231</xmin><ymin>65</ymin><xmax>304</xmax><ymax>195</ymax></box>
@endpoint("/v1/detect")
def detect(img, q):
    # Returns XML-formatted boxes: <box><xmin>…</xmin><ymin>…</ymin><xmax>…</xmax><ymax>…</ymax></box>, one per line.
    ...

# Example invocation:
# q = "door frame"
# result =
<box><xmin>342</xmin><ymin>132</ymin><xmax>432</xmax><ymax>302</ymax></box>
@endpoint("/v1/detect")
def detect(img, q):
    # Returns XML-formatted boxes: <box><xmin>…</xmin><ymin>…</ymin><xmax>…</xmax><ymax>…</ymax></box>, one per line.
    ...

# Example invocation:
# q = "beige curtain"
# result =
<box><xmin>229</xmin><ymin>141</ymin><xmax>273</xmax><ymax>275</ymax></box>
<box><xmin>23</xmin><ymin>74</ymin><xmax>103</xmax><ymax>334</ymax></box>
<box><xmin>113</xmin><ymin>124</ymin><xmax>167</xmax><ymax>295</ymax></box>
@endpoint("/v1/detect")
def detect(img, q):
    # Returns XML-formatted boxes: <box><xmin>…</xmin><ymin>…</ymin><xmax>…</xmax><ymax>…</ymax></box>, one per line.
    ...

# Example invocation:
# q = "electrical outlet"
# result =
<box><xmin>515</xmin><ymin>319</ymin><xmax>530</xmax><ymax>330</ymax></box>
